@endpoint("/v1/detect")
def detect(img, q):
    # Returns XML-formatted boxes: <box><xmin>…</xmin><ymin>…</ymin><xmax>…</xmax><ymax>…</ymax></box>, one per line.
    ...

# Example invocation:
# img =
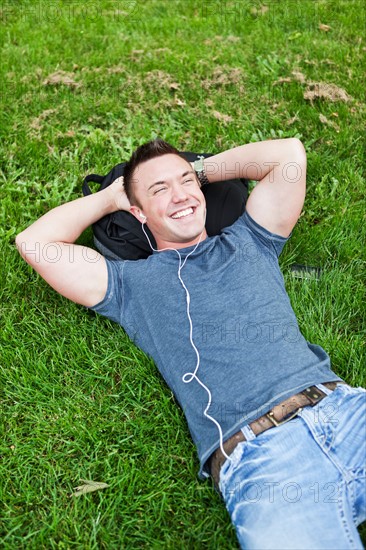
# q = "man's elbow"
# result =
<box><xmin>15</xmin><ymin>231</ymin><xmax>26</xmax><ymax>257</ymax></box>
<box><xmin>286</xmin><ymin>138</ymin><xmax>307</xmax><ymax>189</ymax></box>
<box><xmin>289</xmin><ymin>138</ymin><xmax>307</xmax><ymax>165</ymax></box>
<box><xmin>15</xmin><ymin>230</ymin><xmax>39</xmax><ymax>266</ymax></box>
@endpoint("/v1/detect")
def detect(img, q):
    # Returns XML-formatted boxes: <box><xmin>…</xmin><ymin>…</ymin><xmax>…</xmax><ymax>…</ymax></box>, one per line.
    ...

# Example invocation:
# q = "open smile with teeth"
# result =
<box><xmin>171</xmin><ymin>207</ymin><xmax>195</xmax><ymax>219</ymax></box>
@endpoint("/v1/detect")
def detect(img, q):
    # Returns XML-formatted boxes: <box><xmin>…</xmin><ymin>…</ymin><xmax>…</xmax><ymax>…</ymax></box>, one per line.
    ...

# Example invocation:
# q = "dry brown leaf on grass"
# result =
<box><xmin>153</xmin><ymin>97</ymin><xmax>185</xmax><ymax>110</ymax></box>
<box><xmin>202</xmin><ymin>66</ymin><xmax>244</xmax><ymax>89</ymax></box>
<box><xmin>213</xmin><ymin>111</ymin><xmax>233</xmax><ymax>124</ymax></box>
<box><xmin>30</xmin><ymin>120</ymin><xmax>42</xmax><ymax>131</ymax></box>
<box><xmin>215</xmin><ymin>66</ymin><xmax>243</xmax><ymax>85</ymax></box>
<box><xmin>43</xmin><ymin>70</ymin><xmax>80</xmax><ymax>88</ymax></box>
<box><xmin>81</xmin><ymin>67</ymin><xmax>101</xmax><ymax>74</ymax></box>
<box><xmin>207</xmin><ymin>35</ymin><xmax>241</xmax><ymax>42</ymax></box>
<box><xmin>140</xmin><ymin>71</ymin><xmax>180</xmax><ymax>95</ymax></box>
<box><xmin>174</xmin><ymin>98</ymin><xmax>186</xmax><ymax>107</ymax></box>
<box><xmin>273</xmin><ymin>77</ymin><xmax>293</xmax><ymax>85</ymax></box>
<box><xmin>129</xmin><ymin>50</ymin><xmax>144</xmax><ymax>62</ymax></box>
<box><xmin>18</xmin><ymin>68</ymin><xmax>43</xmax><ymax>83</ymax></box>
<box><xmin>287</xmin><ymin>115</ymin><xmax>299</xmax><ymax>126</ymax></box>
<box><xmin>30</xmin><ymin>108</ymin><xmax>58</xmax><ymax>131</ymax></box>
<box><xmin>155</xmin><ymin>47</ymin><xmax>171</xmax><ymax>54</ymax></box>
<box><xmin>304</xmin><ymin>82</ymin><xmax>352</xmax><ymax>103</ymax></box>
<box><xmin>273</xmin><ymin>71</ymin><xmax>353</xmax><ymax>104</ymax></box>
<box><xmin>319</xmin><ymin>23</ymin><xmax>331</xmax><ymax>32</ymax></box>
<box><xmin>251</xmin><ymin>5</ymin><xmax>269</xmax><ymax>16</ymax></box>
<box><xmin>106</xmin><ymin>66</ymin><xmax>125</xmax><ymax>74</ymax></box>
<box><xmin>145</xmin><ymin>69</ymin><xmax>174</xmax><ymax>87</ymax></box>
<box><xmin>71</xmin><ymin>479</ymin><xmax>109</xmax><ymax>497</ymax></box>
<box><xmin>292</xmin><ymin>71</ymin><xmax>306</xmax><ymax>84</ymax></box>
<box><xmin>319</xmin><ymin>113</ymin><xmax>340</xmax><ymax>131</ymax></box>
<box><xmin>274</xmin><ymin>72</ymin><xmax>306</xmax><ymax>85</ymax></box>
<box><xmin>227</xmin><ymin>35</ymin><xmax>241</xmax><ymax>42</ymax></box>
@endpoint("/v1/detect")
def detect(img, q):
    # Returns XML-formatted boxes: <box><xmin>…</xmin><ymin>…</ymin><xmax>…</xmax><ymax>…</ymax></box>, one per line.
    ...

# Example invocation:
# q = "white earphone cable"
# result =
<box><xmin>141</xmin><ymin>221</ymin><xmax>231</xmax><ymax>461</ymax></box>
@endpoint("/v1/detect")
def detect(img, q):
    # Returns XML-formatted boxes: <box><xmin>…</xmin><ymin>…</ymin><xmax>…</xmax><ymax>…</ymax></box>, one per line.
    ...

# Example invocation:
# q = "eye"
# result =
<box><xmin>183</xmin><ymin>179</ymin><xmax>194</xmax><ymax>185</ymax></box>
<box><xmin>154</xmin><ymin>186</ymin><xmax>167</xmax><ymax>195</ymax></box>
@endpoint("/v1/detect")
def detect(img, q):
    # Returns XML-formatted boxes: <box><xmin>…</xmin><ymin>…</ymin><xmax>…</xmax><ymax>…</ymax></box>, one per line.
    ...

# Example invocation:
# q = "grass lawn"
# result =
<box><xmin>1</xmin><ymin>0</ymin><xmax>365</xmax><ymax>547</ymax></box>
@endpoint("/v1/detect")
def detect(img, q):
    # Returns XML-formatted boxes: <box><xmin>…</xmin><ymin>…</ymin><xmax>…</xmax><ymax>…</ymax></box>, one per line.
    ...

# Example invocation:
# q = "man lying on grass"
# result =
<box><xmin>16</xmin><ymin>138</ymin><xmax>366</xmax><ymax>550</ymax></box>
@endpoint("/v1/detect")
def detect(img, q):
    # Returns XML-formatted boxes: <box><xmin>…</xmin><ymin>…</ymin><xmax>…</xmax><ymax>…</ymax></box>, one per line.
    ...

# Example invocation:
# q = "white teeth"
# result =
<box><xmin>171</xmin><ymin>207</ymin><xmax>194</xmax><ymax>219</ymax></box>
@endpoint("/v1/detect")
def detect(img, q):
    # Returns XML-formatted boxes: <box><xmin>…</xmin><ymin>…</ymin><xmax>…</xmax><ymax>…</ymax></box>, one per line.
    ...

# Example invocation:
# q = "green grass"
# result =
<box><xmin>1</xmin><ymin>0</ymin><xmax>365</xmax><ymax>547</ymax></box>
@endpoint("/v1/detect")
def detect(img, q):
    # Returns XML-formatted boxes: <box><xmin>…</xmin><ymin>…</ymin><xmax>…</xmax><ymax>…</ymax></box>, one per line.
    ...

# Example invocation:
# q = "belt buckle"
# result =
<box><xmin>265</xmin><ymin>407</ymin><xmax>303</xmax><ymax>427</ymax></box>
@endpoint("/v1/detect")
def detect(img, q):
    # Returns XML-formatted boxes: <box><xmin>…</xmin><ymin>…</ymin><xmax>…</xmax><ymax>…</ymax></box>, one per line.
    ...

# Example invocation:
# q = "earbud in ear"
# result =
<box><xmin>140</xmin><ymin>213</ymin><xmax>147</xmax><ymax>221</ymax></box>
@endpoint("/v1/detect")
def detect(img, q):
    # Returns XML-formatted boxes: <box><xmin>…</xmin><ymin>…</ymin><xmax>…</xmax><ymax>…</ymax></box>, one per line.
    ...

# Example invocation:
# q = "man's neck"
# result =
<box><xmin>156</xmin><ymin>230</ymin><xmax>208</xmax><ymax>251</ymax></box>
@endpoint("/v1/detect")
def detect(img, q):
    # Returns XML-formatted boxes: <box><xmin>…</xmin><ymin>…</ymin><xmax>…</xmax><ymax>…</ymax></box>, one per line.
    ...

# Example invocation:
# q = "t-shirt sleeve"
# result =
<box><xmin>241</xmin><ymin>210</ymin><xmax>291</xmax><ymax>258</ymax></box>
<box><xmin>87</xmin><ymin>258</ymin><xmax>124</xmax><ymax>324</ymax></box>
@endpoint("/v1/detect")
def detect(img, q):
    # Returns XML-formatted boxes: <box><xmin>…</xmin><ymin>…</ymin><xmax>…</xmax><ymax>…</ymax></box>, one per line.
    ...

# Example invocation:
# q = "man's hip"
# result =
<box><xmin>209</xmin><ymin>381</ymin><xmax>346</xmax><ymax>487</ymax></box>
<box><xmin>217</xmin><ymin>383</ymin><xmax>366</xmax><ymax>549</ymax></box>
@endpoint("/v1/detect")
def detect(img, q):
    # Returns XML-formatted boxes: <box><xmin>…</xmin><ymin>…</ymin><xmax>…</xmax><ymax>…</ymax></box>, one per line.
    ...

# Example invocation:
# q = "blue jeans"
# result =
<box><xmin>219</xmin><ymin>383</ymin><xmax>366</xmax><ymax>549</ymax></box>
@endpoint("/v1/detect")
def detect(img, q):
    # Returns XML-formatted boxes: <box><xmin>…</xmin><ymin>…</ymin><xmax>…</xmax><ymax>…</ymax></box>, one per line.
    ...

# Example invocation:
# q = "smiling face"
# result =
<box><xmin>129</xmin><ymin>154</ymin><xmax>208</xmax><ymax>250</ymax></box>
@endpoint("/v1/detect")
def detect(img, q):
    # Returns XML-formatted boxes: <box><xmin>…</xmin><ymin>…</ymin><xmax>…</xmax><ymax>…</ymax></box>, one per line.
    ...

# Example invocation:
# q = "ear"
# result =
<box><xmin>130</xmin><ymin>206</ymin><xmax>146</xmax><ymax>222</ymax></box>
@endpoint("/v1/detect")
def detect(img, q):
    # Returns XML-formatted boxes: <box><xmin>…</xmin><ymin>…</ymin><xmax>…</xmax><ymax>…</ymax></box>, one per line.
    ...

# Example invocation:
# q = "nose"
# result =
<box><xmin>171</xmin><ymin>182</ymin><xmax>189</xmax><ymax>203</ymax></box>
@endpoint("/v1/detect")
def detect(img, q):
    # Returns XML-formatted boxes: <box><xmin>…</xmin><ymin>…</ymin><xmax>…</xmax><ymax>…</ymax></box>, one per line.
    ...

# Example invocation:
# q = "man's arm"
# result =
<box><xmin>15</xmin><ymin>176</ymin><xmax>130</xmax><ymax>307</ymax></box>
<box><xmin>201</xmin><ymin>138</ymin><xmax>307</xmax><ymax>237</ymax></box>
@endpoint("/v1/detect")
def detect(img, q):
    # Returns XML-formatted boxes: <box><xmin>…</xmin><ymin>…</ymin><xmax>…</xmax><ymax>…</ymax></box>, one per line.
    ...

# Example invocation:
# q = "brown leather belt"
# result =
<box><xmin>209</xmin><ymin>381</ymin><xmax>344</xmax><ymax>487</ymax></box>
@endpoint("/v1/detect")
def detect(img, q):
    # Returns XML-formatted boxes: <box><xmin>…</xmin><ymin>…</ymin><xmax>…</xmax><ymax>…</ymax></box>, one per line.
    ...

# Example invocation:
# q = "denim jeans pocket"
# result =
<box><xmin>299</xmin><ymin>384</ymin><xmax>366</xmax><ymax>474</ymax></box>
<box><xmin>219</xmin><ymin>440</ymin><xmax>248</xmax><ymax>493</ymax></box>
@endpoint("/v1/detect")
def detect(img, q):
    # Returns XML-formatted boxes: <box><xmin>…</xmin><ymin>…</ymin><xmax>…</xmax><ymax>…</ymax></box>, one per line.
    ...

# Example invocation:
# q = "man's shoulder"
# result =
<box><xmin>221</xmin><ymin>210</ymin><xmax>290</xmax><ymax>259</ymax></box>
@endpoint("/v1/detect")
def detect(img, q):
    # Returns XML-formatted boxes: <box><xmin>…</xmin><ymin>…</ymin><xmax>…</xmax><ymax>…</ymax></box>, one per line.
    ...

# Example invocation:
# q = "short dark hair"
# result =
<box><xmin>124</xmin><ymin>138</ymin><xmax>181</xmax><ymax>206</ymax></box>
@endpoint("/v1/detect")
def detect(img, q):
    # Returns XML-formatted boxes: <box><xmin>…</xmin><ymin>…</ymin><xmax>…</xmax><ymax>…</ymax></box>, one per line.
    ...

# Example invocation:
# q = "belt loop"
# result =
<box><xmin>315</xmin><ymin>383</ymin><xmax>333</xmax><ymax>396</ymax></box>
<box><xmin>241</xmin><ymin>424</ymin><xmax>256</xmax><ymax>441</ymax></box>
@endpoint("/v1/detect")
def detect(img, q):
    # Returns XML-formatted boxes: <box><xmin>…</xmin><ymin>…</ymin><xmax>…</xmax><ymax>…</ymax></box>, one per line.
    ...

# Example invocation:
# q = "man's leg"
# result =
<box><xmin>219</xmin><ymin>384</ymin><xmax>366</xmax><ymax>550</ymax></box>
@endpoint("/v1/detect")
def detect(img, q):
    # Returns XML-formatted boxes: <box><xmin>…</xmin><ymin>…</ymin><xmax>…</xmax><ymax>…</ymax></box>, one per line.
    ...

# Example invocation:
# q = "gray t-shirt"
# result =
<box><xmin>90</xmin><ymin>211</ymin><xmax>341</xmax><ymax>478</ymax></box>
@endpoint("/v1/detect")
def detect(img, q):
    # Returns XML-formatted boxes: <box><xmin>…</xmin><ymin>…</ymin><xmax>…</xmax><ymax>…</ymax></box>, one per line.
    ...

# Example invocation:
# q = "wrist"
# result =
<box><xmin>194</xmin><ymin>156</ymin><xmax>210</xmax><ymax>187</ymax></box>
<box><xmin>102</xmin><ymin>184</ymin><xmax>120</xmax><ymax>214</ymax></box>
<box><xmin>105</xmin><ymin>175</ymin><xmax>131</xmax><ymax>212</ymax></box>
